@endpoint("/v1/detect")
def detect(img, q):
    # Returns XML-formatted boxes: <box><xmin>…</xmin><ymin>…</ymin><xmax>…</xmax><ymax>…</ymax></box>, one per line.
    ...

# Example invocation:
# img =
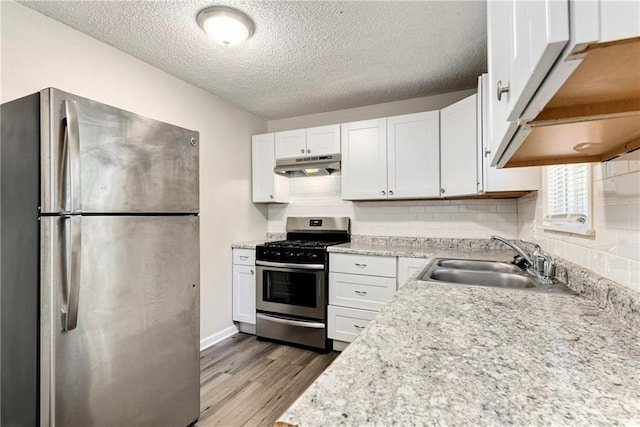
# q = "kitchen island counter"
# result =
<box><xmin>279</xmin><ymin>269</ymin><xmax>640</xmax><ymax>425</ymax></box>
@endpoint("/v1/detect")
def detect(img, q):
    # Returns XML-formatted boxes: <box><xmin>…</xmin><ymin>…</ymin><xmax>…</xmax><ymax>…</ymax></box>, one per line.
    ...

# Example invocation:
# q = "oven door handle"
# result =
<box><xmin>256</xmin><ymin>260</ymin><xmax>325</xmax><ymax>270</ymax></box>
<box><xmin>257</xmin><ymin>314</ymin><xmax>325</xmax><ymax>329</ymax></box>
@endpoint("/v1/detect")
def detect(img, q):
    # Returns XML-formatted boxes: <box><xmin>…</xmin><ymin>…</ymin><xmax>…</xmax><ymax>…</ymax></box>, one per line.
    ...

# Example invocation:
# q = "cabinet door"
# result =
<box><xmin>508</xmin><ymin>0</ymin><xmax>569</xmax><ymax>122</ymax></box>
<box><xmin>341</xmin><ymin>119</ymin><xmax>388</xmax><ymax>200</ymax></box>
<box><xmin>306</xmin><ymin>124</ymin><xmax>340</xmax><ymax>156</ymax></box>
<box><xmin>397</xmin><ymin>257</ymin><xmax>428</xmax><ymax>289</ymax></box>
<box><xmin>275</xmin><ymin>129</ymin><xmax>306</xmax><ymax>159</ymax></box>
<box><xmin>487</xmin><ymin>0</ymin><xmax>519</xmax><ymax>166</ymax></box>
<box><xmin>387</xmin><ymin>111</ymin><xmax>440</xmax><ymax>199</ymax></box>
<box><xmin>478</xmin><ymin>76</ymin><xmax>541</xmax><ymax>193</ymax></box>
<box><xmin>440</xmin><ymin>95</ymin><xmax>479</xmax><ymax>197</ymax></box>
<box><xmin>252</xmin><ymin>133</ymin><xmax>289</xmax><ymax>203</ymax></box>
<box><xmin>232</xmin><ymin>264</ymin><xmax>256</xmax><ymax>324</ymax></box>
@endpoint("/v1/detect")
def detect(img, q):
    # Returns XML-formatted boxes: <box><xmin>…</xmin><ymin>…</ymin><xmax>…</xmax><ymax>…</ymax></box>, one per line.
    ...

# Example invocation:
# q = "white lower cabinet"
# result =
<box><xmin>232</xmin><ymin>249</ymin><xmax>256</xmax><ymax>329</ymax></box>
<box><xmin>327</xmin><ymin>305</ymin><xmax>377</xmax><ymax>344</ymax></box>
<box><xmin>397</xmin><ymin>257</ymin><xmax>429</xmax><ymax>288</ymax></box>
<box><xmin>329</xmin><ymin>272</ymin><xmax>396</xmax><ymax>311</ymax></box>
<box><xmin>328</xmin><ymin>253</ymin><xmax>397</xmax><ymax>350</ymax></box>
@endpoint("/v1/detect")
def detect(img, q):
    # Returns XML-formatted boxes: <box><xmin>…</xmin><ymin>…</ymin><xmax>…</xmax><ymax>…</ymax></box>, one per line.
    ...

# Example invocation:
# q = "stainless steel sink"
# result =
<box><xmin>436</xmin><ymin>259</ymin><xmax>523</xmax><ymax>274</ymax></box>
<box><xmin>417</xmin><ymin>258</ymin><xmax>575</xmax><ymax>294</ymax></box>
<box><xmin>428</xmin><ymin>268</ymin><xmax>537</xmax><ymax>289</ymax></box>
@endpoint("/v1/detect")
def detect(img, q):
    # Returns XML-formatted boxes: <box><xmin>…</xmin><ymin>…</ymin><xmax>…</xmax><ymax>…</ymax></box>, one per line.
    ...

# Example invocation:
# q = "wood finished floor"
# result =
<box><xmin>196</xmin><ymin>333</ymin><xmax>339</xmax><ymax>427</ymax></box>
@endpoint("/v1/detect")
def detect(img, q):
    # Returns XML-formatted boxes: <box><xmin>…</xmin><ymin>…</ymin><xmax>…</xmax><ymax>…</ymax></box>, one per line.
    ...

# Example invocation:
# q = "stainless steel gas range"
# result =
<box><xmin>255</xmin><ymin>217</ymin><xmax>351</xmax><ymax>351</ymax></box>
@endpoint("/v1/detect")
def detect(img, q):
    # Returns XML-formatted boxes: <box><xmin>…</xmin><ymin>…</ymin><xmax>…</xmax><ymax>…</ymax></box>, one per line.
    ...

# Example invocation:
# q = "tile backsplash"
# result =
<box><xmin>518</xmin><ymin>150</ymin><xmax>640</xmax><ymax>292</ymax></box>
<box><xmin>267</xmin><ymin>174</ymin><xmax>519</xmax><ymax>239</ymax></box>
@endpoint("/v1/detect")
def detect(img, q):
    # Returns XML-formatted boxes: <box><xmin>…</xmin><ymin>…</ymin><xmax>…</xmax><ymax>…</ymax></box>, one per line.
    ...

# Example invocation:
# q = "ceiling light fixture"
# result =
<box><xmin>197</xmin><ymin>6</ymin><xmax>254</xmax><ymax>47</ymax></box>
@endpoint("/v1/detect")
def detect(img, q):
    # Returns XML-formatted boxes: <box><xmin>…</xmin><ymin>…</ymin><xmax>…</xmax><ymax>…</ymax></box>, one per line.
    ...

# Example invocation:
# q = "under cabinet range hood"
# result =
<box><xmin>274</xmin><ymin>154</ymin><xmax>341</xmax><ymax>177</ymax></box>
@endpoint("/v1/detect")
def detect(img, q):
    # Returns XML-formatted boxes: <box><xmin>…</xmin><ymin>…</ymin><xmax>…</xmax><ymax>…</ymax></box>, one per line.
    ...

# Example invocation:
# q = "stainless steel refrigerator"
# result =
<box><xmin>1</xmin><ymin>89</ymin><xmax>200</xmax><ymax>426</ymax></box>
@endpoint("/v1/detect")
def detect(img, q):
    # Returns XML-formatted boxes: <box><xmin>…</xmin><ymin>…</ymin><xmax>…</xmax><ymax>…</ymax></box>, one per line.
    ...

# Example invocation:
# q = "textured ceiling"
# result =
<box><xmin>20</xmin><ymin>1</ymin><xmax>487</xmax><ymax>119</ymax></box>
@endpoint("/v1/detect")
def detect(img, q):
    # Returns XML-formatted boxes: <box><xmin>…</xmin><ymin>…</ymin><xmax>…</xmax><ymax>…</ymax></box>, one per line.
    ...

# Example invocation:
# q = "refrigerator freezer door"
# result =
<box><xmin>40</xmin><ymin>215</ymin><xmax>200</xmax><ymax>426</ymax></box>
<box><xmin>40</xmin><ymin>88</ymin><xmax>199</xmax><ymax>214</ymax></box>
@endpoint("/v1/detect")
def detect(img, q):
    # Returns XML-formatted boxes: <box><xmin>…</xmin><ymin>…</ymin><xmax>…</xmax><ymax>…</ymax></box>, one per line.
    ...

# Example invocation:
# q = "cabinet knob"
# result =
<box><xmin>307</xmin><ymin>149</ymin><xmax>311</xmax><ymax>153</ymax></box>
<box><xmin>389</xmin><ymin>190</ymin><xmax>394</xmax><ymax>196</ymax></box>
<box><xmin>484</xmin><ymin>147</ymin><xmax>491</xmax><ymax>157</ymax></box>
<box><xmin>250</xmin><ymin>269</ymin><xmax>254</xmax><ymax>275</ymax></box>
<box><xmin>497</xmin><ymin>80</ymin><xmax>510</xmax><ymax>101</ymax></box>
<box><xmin>381</xmin><ymin>190</ymin><xmax>386</xmax><ymax>196</ymax></box>
<box><xmin>440</xmin><ymin>188</ymin><xmax>445</xmax><ymax>194</ymax></box>
<box><xmin>269</xmin><ymin>194</ymin><xmax>274</xmax><ymax>199</ymax></box>
<box><xmin>301</xmin><ymin>149</ymin><xmax>305</xmax><ymax>153</ymax></box>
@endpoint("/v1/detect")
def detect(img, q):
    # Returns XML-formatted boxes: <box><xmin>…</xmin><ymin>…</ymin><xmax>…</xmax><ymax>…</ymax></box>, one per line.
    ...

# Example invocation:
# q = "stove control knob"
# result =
<box><xmin>307</xmin><ymin>252</ymin><xmax>319</xmax><ymax>260</ymax></box>
<box><xmin>273</xmin><ymin>250</ymin><xmax>281</xmax><ymax>258</ymax></box>
<box><xmin>295</xmin><ymin>251</ymin><xmax>305</xmax><ymax>259</ymax></box>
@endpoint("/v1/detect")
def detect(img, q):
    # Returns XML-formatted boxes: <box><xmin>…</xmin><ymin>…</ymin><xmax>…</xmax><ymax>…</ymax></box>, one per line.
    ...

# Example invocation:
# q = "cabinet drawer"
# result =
<box><xmin>328</xmin><ymin>305</ymin><xmax>376</xmax><ymax>343</ymax></box>
<box><xmin>330</xmin><ymin>253</ymin><xmax>396</xmax><ymax>277</ymax></box>
<box><xmin>329</xmin><ymin>272</ymin><xmax>396</xmax><ymax>311</ymax></box>
<box><xmin>232</xmin><ymin>248</ymin><xmax>255</xmax><ymax>265</ymax></box>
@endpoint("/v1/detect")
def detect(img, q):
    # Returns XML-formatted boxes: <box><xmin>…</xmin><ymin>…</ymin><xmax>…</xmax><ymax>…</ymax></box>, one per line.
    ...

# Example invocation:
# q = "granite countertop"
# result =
<box><xmin>328</xmin><ymin>242</ymin><xmax>436</xmax><ymax>258</ymax></box>
<box><xmin>280</xmin><ymin>258</ymin><xmax>640</xmax><ymax>425</ymax></box>
<box><xmin>329</xmin><ymin>242</ymin><xmax>522</xmax><ymax>264</ymax></box>
<box><xmin>230</xmin><ymin>240</ymin><xmax>265</xmax><ymax>249</ymax></box>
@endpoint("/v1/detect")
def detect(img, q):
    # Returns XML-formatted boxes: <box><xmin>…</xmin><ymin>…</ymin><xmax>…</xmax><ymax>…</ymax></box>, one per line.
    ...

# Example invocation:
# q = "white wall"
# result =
<box><xmin>267</xmin><ymin>89</ymin><xmax>475</xmax><ymax>132</ymax></box>
<box><xmin>519</xmin><ymin>151</ymin><xmax>640</xmax><ymax>292</ymax></box>
<box><xmin>0</xmin><ymin>1</ymin><xmax>268</xmax><ymax>341</ymax></box>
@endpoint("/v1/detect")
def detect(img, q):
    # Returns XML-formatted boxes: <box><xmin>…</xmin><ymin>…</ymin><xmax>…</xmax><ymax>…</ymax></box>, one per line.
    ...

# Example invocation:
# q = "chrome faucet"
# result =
<box><xmin>491</xmin><ymin>236</ymin><xmax>555</xmax><ymax>285</ymax></box>
<box><xmin>490</xmin><ymin>235</ymin><xmax>533</xmax><ymax>267</ymax></box>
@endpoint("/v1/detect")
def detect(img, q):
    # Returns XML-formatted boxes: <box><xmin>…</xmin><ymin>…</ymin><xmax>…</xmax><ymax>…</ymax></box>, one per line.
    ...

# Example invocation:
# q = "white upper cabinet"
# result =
<box><xmin>478</xmin><ymin>75</ymin><xmax>540</xmax><ymax>193</ymax></box>
<box><xmin>486</xmin><ymin>0</ymin><xmax>519</xmax><ymax>166</ymax></box>
<box><xmin>252</xmin><ymin>133</ymin><xmax>289</xmax><ymax>203</ymax></box>
<box><xmin>306</xmin><ymin>124</ymin><xmax>341</xmax><ymax>156</ymax></box>
<box><xmin>274</xmin><ymin>129</ymin><xmax>306</xmax><ymax>159</ymax></box>
<box><xmin>507</xmin><ymin>0</ymin><xmax>569</xmax><ymax>122</ymax></box>
<box><xmin>489</xmin><ymin>1</ymin><xmax>639</xmax><ymax>168</ymax></box>
<box><xmin>387</xmin><ymin>111</ymin><xmax>440</xmax><ymax>199</ymax></box>
<box><xmin>341</xmin><ymin>119</ymin><xmax>387</xmax><ymax>200</ymax></box>
<box><xmin>440</xmin><ymin>95</ymin><xmax>478</xmax><ymax>197</ymax></box>
<box><xmin>487</xmin><ymin>0</ymin><xmax>568</xmax><ymax>163</ymax></box>
<box><xmin>342</xmin><ymin>112</ymin><xmax>440</xmax><ymax>200</ymax></box>
<box><xmin>275</xmin><ymin>125</ymin><xmax>340</xmax><ymax>159</ymax></box>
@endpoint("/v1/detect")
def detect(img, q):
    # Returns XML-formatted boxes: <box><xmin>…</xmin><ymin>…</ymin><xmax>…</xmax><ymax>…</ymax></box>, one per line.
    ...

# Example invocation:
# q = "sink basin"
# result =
<box><xmin>427</xmin><ymin>268</ymin><xmax>537</xmax><ymax>289</ymax></box>
<box><xmin>436</xmin><ymin>259</ymin><xmax>522</xmax><ymax>274</ymax></box>
<box><xmin>417</xmin><ymin>258</ymin><xmax>575</xmax><ymax>294</ymax></box>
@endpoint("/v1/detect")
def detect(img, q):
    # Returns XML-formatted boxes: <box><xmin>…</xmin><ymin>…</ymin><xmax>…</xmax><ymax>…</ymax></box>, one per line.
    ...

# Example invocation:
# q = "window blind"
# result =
<box><xmin>544</xmin><ymin>163</ymin><xmax>591</xmax><ymax>229</ymax></box>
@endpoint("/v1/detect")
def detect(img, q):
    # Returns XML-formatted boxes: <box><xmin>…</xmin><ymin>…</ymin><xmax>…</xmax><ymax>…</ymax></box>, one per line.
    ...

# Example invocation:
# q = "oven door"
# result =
<box><xmin>256</xmin><ymin>261</ymin><xmax>326</xmax><ymax>320</ymax></box>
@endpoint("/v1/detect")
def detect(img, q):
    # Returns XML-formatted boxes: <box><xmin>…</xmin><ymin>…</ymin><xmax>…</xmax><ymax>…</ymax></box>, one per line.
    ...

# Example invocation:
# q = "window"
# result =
<box><xmin>543</xmin><ymin>163</ymin><xmax>594</xmax><ymax>235</ymax></box>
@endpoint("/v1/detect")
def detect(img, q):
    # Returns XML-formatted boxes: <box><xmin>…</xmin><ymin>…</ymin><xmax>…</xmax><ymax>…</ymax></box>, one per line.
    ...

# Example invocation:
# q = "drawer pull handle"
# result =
<box><xmin>239</xmin><ymin>255</ymin><xmax>249</xmax><ymax>260</ymax></box>
<box><xmin>354</xmin><ymin>324</ymin><xmax>366</xmax><ymax>330</ymax></box>
<box><xmin>354</xmin><ymin>263</ymin><xmax>367</xmax><ymax>268</ymax></box>
<box><xmin>354</xmin><ymin>290</ymin><xmax>367</xmax><ymax>296</ymax></box>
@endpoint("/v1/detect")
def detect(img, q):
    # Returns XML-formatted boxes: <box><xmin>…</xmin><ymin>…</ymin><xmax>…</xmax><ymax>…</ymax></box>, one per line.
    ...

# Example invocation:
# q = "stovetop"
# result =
<box><xmin>256</xmin><ymin>239</ymin><xmax>346</xmax><ymax>264</ymax></box>
<box><xmin>256</xmin><ymin>239</ymin><xmax>345</xmax><ymax>264</ymax></box>
<box><xmin>257</xmin><ymin>217</ymin><xmax>351</xmax><ymax>264</ymax></box>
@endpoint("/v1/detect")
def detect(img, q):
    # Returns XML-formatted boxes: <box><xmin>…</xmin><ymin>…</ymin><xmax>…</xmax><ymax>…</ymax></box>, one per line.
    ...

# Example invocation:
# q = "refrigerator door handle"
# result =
<box><xmin>60</xmin><ymin>100</ymin><xmax>82</xmax><ymax>213</ymax></box>
<box><xmin>61</xmin><ymin>215</ymin><xmax>82</xmax><ymax>331</ymax></box>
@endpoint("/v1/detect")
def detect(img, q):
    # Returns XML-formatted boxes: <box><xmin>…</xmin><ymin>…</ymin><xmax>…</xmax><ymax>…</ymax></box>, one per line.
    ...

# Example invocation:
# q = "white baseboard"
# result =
<box><xmin>200</xmin><ymin>324</ymin><xmax>239</xmax><ymax>351</ymax></box>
